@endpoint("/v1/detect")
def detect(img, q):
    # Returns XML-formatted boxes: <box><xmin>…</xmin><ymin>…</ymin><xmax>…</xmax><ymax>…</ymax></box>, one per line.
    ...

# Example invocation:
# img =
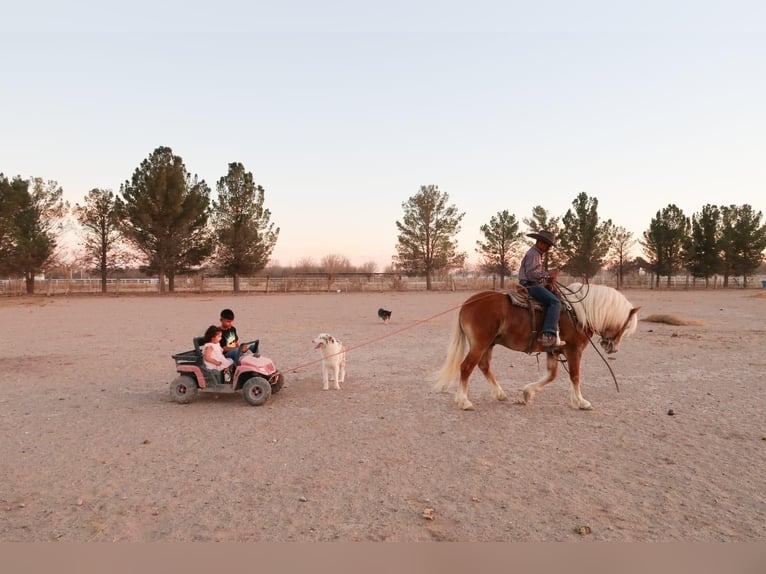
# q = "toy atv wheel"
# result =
<box><xmin>242</xmin><ymin>376</ymin><xmax>272</xmax><ymax>406</ymax></box>
<box><xmin>270</xmin><ymin>373</ymin><xmax>285</xmax><ymax>394</ymax></box>
<box><xmin>171</xmin><ymin>375</ymin><xmax>198</xmax><ymax>404</ymax></box>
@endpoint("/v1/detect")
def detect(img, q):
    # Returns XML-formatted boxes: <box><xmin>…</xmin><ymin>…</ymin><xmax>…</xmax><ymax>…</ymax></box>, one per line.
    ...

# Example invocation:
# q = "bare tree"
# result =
<box><xmin>606</xmin><ymin>226</ymin><xmax>635</xmax><ymax>288</ymax></box>
<box><xmin>320</xmin><ymin>254</ymin><xmax>352</xmax><ymax>274</ymax></box>
<box><xmin>73</xmin><ymin>188</ymin><xmax>129</xmax><ymax>293</ymax></box>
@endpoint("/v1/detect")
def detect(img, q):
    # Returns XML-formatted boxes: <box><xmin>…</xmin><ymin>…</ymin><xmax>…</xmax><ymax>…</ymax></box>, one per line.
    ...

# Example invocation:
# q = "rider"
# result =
<box><xmin>518</xmin><ymin>230</ymin><xmax>564</xmax><ymax>350</ymax></box>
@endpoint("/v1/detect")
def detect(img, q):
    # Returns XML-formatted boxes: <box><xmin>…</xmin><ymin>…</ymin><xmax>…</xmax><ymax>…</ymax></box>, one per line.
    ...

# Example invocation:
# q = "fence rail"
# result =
<box><xmin>2</xmin><ymin>272</ymin><xmax>764</xmax><ymax>296</ymax></box>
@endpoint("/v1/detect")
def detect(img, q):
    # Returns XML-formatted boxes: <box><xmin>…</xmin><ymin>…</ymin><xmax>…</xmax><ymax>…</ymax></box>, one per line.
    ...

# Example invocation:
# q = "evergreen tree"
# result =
<box><xmin>394</xmin><ymin>185</ymin><xmax>466</xmax><ymax>290</ymax></box>
<box><xmin>558</xmin><ymin>192</ymin><xmax>614</xmax><ymax>279</ymax></box>
<box><xmin>641</xmin><ymin>204</ymin><xmax>689</xmax><ymax>287</ymax></box>
<box><xmin>0</xmin><ymin>174</ymin><xmax>25</xmax><ymax>270</ymax></box>
<box><xmin>0</xmin><ymin>176</ymin><xmax>67</xmax><ymax>293</ymax></box>
<box><xmin>523</xmin><ymin>205</ymin><xmax>562</xmax><ymax>270</ymax></box>
<box><xmin>211</xmin><ymin>162</ymin><xmax>280</xmax><ymax>292</ymax></box>
<box><xmin>719</xmin><ymin>204</ymin><xmax>766</xmax><ymax>287</ymax></box>
<box><xmin>118</xmin><ymin>147</ymin><xmax>213</xmax><ymax>292</ymax></box>
<box><xmin>476</xmin><ymin>209</ymin><xmax>523</xmax><ymax>288</ymax></box>
<box><xmin>686</xmin><ymin>204</ymin><xmax>723</xmax><ymax>287</ymax></box>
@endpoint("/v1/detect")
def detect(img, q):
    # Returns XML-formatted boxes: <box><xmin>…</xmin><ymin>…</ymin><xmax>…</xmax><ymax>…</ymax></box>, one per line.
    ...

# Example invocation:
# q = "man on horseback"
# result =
<box><xmin>518</xmin><ymin>230</ymin><xmax>564</xmax><ymax>350</ymax></box>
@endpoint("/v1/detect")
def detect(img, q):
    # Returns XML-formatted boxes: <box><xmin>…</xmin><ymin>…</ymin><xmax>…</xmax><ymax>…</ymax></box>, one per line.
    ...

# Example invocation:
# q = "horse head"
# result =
<box><xmin>598</xmin><ymin>306</ymin><xmax>641</xmax><ymax>354</ymax></box>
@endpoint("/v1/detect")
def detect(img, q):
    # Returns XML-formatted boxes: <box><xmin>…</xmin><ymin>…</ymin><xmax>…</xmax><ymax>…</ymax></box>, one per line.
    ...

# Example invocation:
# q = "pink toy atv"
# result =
<box><xmin>170</xmin><ymin>337</ymin><xmax>284</xmax><ymax>406</ymax></box>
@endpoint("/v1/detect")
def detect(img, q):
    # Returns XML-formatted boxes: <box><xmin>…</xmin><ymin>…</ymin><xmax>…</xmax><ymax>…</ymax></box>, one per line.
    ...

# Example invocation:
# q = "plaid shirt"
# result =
<box><xmin>518</xmin><ymin>245</ymin><xmax>549</xmax><ymax>285</ymax></box>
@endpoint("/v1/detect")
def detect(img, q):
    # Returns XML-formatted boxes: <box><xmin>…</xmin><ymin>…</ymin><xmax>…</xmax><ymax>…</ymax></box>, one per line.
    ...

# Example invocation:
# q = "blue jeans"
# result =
<box><xmin>224</xmin><ymin>340</ymin><xmax>259</xmax><ymax>361</ymax></box>
<box><xmin>527</xmin><ymin>285</ymin><xmax>561</xmax><ymax>335</ymax></box>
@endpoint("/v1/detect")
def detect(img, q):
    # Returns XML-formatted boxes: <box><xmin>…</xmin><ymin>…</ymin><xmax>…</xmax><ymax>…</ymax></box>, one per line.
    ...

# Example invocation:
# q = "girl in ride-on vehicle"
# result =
<box><xmin>201</xmin><ymin>325</ymin><xmax>234</xmax><ymax>381</ymax></box>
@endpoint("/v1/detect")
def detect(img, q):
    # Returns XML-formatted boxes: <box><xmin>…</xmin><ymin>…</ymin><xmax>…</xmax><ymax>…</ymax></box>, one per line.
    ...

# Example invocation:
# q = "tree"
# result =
<box><xmin>558</xmin><ymin>192</ymin><xmax>614</xmax><ymax>279</ymax></box>
<box><xmin>0</xmin><ymin>176</ymin><xmax>67</xmax><ymax>293</ymax></box>
<box><xmin>294</xmin><ymin>257</ymin><xmax>318</xmax><ymax>272</ymax></box>
<box><xmin>0</xmin><ymin>174</ymin><xmax>26</xmax><ymax>269</ymax></box>
<box><xmin>394</xmin><ymin>185</ymin><xmax>466</xmax><ymax>290</ymax></box>
<box><xmin>211</xmin><ymin>162</ymin><xmax>280</xmax><ymax>292</ymax></box>
<box><xmin>685</xmin><ymin>204</ymin><xmax>723</xmax><ymax>287</ymax></box>
<box><xmin>605</xmin><ymin>226</ymin><xmax>635</xmax><ymax>289</ymax></box>
<box><xmin>118</xmin><ymin>147</ymin><xmax>213</xmax><ymax>292</ymax></box>
<box><xmin>320</xmin><ymin>254</ymin><xmax>353</xmax><ymax>274</ymax></box>
<box><xmin>719</xmin><ymin>204</ymin><xmax>766</xmax><ymax>287</ymax></box>
<box><xmin>476</xmin><ymin>209</ymin><xmax>523</xmax><ymax>288</ymax></box>
<box><xmin>73</xmin><ymin>188</ymin><xmax>129</xmax><ymax>293</ymax></box>
<box><xmin>358</xmin><ymin>261</ymin><xmax>378</xmax><ymax>273</ymax></box>
<box><xmin>641</xmin><ymin>204</ymin><xmax>689</xmax><ymax>287</ymax></box>
<box><xmin>523</xmin><ymin>206</ymin><xmax>562</xmax><ymax>270</ymax></box>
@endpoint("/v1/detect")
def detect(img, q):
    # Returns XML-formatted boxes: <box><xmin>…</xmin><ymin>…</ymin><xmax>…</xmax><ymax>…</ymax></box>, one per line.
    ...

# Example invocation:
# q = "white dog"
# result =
<box><xmin>312</xmin><ymin>333</ymin><xmax>346</xmax><ymax>390</ymax></box>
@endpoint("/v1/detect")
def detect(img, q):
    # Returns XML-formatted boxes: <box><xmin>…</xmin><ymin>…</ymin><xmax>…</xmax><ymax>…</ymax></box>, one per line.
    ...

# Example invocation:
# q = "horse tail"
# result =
<box><xmin>434</xmin><ymin>311</ymin><xmax>467</xmax><ymax>391</ymax></box>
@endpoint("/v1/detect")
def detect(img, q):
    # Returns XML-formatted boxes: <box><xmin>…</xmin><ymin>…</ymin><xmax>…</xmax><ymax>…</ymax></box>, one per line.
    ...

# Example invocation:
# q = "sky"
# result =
<box><xmin>2</xmin><ymin>1</ymin><xmax>764</xmax><ymax>271</ymax></box>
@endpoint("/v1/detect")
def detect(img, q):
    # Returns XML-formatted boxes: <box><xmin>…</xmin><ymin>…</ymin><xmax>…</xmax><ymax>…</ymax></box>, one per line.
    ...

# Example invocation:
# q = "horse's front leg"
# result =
<box><xmin>522</xmin><ymin>352</ymin><xmax>559</xmax><ymax>404</ymax></box>
<box><xmin>477</xmin><ymin>346</ymin><xmax>508</xmax><ymax>402</ymax></box>
<box><xmin>566</xmin><ymin>352</ymin><xmax>592</xmax><ymax>410</ymax></box>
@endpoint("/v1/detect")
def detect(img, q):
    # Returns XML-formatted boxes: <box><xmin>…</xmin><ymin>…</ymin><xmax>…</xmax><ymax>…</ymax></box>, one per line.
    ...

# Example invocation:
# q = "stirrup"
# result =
<box><xmin>539</xmin><ymin>334</ymin><xmax>565</xmax><ymax>348</ymax></box>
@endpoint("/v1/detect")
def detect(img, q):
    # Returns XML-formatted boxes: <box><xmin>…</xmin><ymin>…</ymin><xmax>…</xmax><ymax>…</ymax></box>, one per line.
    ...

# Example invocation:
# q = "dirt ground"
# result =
<box><xmin>1</xmin><ymin>288</ymin><xmax>764</xmax><ymax>542</ymax></box>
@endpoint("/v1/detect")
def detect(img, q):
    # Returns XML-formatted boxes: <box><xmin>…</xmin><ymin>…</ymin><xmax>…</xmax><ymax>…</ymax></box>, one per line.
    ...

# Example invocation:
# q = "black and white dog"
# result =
<box><xmin>377</xmin><ymin>308</ymin><xmax>392</xmax><ymax>323</ymax></box>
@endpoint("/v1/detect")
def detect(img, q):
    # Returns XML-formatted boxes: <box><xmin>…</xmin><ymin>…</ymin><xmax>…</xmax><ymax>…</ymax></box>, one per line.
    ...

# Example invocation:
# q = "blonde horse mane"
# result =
<box><xmin>563</xmin><ymin>282</ymin><xmax>637</xmax><ymax>336</ymax></box>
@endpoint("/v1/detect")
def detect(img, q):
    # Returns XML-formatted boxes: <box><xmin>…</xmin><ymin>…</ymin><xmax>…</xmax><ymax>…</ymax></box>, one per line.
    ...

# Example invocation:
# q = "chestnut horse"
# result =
<box><xmin>436</xmin><ymin>282</ymin><xmax>640</xmax><ymax>411</ymax></box>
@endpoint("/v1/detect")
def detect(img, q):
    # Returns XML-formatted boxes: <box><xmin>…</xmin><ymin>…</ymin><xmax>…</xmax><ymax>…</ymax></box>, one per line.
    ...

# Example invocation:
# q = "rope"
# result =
<box><xmin>273</xmin><ymin>285</ymin><xmax>622</xmax><ymax>394</ymax></box>
<box><xmin>275</xmin><ymin>291</ymin><xmax>499</xmax><ymax>375</ymax></box>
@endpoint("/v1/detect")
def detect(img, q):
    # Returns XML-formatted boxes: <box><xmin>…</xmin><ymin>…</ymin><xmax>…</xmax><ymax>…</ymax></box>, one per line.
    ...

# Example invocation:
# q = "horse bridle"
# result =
<box><xmin>598</xmin><ymin>312</ymin><xmax>635</xmax><ymax>354</ymax></box>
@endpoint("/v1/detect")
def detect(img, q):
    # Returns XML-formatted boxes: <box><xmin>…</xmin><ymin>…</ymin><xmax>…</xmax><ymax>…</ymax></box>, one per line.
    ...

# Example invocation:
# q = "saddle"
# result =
<box><xmin>507</xmin><ymin>286</ymin><xmax>545</xmax><ymax>312</ymax></box>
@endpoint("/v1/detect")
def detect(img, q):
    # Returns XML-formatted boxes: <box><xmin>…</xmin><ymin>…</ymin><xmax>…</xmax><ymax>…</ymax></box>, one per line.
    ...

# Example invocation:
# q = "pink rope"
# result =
<box><xmin>277</xmin><ymin>291</ymin><xmax>501</xmax><ymax>375</ymax></box>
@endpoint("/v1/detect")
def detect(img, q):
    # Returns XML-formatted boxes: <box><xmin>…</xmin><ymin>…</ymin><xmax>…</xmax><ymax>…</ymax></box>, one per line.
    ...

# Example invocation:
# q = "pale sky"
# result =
<box><xmin>2</xmin><ymin>1</ymin><xmax>764</xmax><ymax>270</ymax></box>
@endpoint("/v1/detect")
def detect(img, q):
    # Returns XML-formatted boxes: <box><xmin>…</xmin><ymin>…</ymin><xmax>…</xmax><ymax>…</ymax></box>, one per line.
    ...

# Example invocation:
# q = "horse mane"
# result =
<box><xmin>563</xmin><ymin>282</ymin><xmax>637</xmax><ymax>336</ymax></box>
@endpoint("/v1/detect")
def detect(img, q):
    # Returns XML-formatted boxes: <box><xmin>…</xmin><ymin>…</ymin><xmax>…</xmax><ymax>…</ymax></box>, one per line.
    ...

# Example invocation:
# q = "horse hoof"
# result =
<box><xmin>572</xmin><ymin>400</ymin><xmax>593</xmax><ymax>410</ymax></box>
<box><xmin>461</xmin><ymin>403</ymin><xmax>475</xmax><ymax>411</ymax></box>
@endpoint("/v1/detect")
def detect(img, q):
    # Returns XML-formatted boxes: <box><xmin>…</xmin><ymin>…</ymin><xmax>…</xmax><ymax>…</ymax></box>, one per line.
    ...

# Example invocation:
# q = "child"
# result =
<box><xmin>202</xmin><ymin>325</ymin><xmax>234</xmax><ymax>380</ymax></box>
<box><xmin>219</xmin><ymin>308</ymin><xmax>259</xmax><ymax>361</ymax></box>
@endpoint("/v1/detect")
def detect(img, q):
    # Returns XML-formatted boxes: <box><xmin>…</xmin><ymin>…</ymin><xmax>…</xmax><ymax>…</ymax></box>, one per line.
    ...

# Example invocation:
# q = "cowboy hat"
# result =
<box><xmin>526</xmin><ymin>230</ymin><xmax>556</xmax><ymax>246</ymax></box>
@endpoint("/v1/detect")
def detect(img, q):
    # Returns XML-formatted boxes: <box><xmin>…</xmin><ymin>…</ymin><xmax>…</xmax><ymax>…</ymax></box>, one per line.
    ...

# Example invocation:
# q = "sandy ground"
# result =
<box><xmin>0</xmin><ymin>288</ymin><xmax>764</xmax><ymax>542</ymax></box>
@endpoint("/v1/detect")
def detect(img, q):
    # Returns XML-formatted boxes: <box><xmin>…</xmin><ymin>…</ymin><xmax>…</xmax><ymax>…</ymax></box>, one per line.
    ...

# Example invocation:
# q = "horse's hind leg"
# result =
<box><xmin>477</xmin><ymin>346</ymin><xmax>508</xmax><ymax>402</ymax></box>
<box><xmin>522</xmin><ymin>353</ymin><xmax>559</xmax><ymax>404</ymax></box>
<box><xmin>455</xmin><ymin>348</ymin><xmax>486</xmax><ymax>411</ymax></box>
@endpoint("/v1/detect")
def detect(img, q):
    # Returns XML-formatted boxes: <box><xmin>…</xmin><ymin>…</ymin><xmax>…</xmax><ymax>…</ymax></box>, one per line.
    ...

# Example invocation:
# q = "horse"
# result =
<box><xmin>435</xmin><ymin>282</ymin><xmax>640</xmax><ymax>411</ymax></box>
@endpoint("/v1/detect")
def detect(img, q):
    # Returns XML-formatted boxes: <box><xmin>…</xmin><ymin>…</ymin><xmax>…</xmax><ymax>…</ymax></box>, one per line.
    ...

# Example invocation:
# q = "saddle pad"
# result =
<box><xmin>507</xmin><ymin>290</ymin><xmax>543</xmax><ymax>310</ymax></box>
<box><xmin>508</xmin><ymin>290</ymin><xmax>572</xmax><ymax>314</ymax></box>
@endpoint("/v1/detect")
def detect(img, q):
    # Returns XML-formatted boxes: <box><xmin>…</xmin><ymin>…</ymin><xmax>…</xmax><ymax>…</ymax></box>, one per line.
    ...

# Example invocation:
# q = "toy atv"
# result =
<box><xmin>170</xmin><ymin>337</ymin><xmax>284</xmax><ymax>406</ymax></box>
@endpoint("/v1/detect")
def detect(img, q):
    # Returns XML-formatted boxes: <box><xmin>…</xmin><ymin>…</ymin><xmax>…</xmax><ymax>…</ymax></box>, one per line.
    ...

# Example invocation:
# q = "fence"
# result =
<box><xmin>2</xmin><ymin>272</ymin><xmax>764</xmax><ymax>296</ymax></box>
